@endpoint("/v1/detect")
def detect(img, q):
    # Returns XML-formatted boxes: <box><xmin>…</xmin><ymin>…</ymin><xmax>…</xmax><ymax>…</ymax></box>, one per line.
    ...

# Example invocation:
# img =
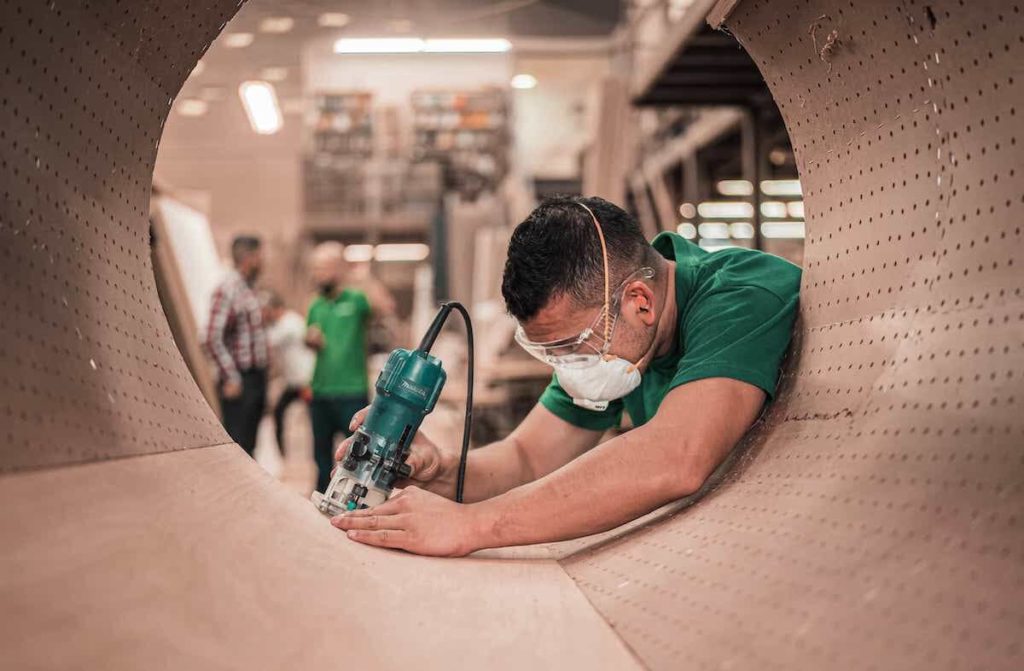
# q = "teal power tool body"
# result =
<box><xmin>312</xmin><ymin>302</ymin><xmax>473</xmax><ymax>516</ymax></box>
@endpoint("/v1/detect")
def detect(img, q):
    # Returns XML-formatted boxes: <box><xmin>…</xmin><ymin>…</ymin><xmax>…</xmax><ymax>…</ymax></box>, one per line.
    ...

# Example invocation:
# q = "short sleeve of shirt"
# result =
<box><xmin>669</xmin><ymin>284</ymin><xmax>797</xmax><ymax>399</ymax></box>
<box><xmin>306</xmin><ymin>297</ymin><xmax>320</xmax><ymax>326</ymax></box>
<box><xmin>538</xmin><ymin>374</ymin><xmax>624</xmax><ymax>431</ymax></box>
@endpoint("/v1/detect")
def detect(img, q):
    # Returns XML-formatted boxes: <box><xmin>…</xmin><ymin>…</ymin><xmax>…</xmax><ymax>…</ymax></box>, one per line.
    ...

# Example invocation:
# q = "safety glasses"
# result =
<box><xmin>514</xmin><ymin>266</ymin><xmax>655</xmax><ymax>368</ymax></box>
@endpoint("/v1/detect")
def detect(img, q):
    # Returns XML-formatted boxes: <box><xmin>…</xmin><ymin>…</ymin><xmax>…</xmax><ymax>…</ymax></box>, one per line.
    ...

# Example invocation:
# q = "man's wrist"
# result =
<box><xmin>466</xmin><ymin>499</ymin><xmax>503</xmax><ymax>552</ymax></box>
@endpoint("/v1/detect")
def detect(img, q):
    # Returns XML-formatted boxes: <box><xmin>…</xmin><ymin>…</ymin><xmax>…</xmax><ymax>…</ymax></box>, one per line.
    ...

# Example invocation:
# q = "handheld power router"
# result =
<box><xmin>311</xmin><ymin>302</ymin><xmax>474</xmax><ymax>516</ymax></box>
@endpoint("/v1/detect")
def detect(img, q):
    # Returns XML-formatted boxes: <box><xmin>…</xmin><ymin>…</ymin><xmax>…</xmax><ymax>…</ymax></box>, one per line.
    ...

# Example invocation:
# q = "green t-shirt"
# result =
<box><xmin>539</xmin><ymin>232</ymin><xmax>801</xmax><ymax>431</ymax></box>
<box><xmin>307</xmin><ymin>288</ymin><xmax>371</xmax><ymax>397</ymax></box>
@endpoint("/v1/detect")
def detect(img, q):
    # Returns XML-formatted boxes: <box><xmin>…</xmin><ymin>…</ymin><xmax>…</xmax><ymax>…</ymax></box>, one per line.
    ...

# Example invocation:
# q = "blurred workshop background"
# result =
<box><xmin>150</xmin><ymin>0</ymin><xmax>804</xmax><ymax>492</ymax></box>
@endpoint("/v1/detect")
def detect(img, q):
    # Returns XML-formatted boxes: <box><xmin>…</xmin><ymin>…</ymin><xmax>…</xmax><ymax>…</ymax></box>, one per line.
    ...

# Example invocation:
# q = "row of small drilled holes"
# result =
<box><xmin>0</xmin><ymin>14</ymin><xmax>160</xmax><ymax>206</ymax></box>
<box><xmin>0</xmin><ymin>75</ymin><xmax>156</xmax><ymax>228</ymax></box>
<box><xmin>569</xmin><ymin>522</ymin><xmax>1008</xmax><ymax>666</ymax></box>
<box><xmin>0</xmin><ymin>284</ymin><xmax>217</xmax><ymax>425</ymax></box>
<box><xmin>0</xmin><ymin>221</ymin><xmax>185</xmax><ymax>366</ymax></box>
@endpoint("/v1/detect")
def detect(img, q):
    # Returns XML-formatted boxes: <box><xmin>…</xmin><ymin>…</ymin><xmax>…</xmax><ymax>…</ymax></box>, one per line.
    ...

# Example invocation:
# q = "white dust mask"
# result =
<box><xmin>555</xmin><ymin>355</ymin><xmax>643</xmax><ymax>412</ymax></box>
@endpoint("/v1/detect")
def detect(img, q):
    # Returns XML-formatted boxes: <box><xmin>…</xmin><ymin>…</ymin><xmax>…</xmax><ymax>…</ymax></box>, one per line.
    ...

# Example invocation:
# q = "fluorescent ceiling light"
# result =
<box><xmin>697</xmin><ymin>201</ymin><xmax>753</xmax><ymax>219</ymax></box>
<box><xmin>259</xmin><ymin>17</ymin><xmax>294</xmax><ymax>33</ymax></box>
<box><xmin>260</xmin><ymin>66</ymin><xmax>289</xmax><ymax>82</ymax></box>
<box><xmin>176</xmin><ymin>98</ymin><xmax>208</xmax><ymax>117</ymax></box>
<box><xmin>423</xmin><ymin>38</ymin><xmax>511</xmax><ymax>53</ymax></box>
<box><xmin>677</xmin><ymin>223</ymin><xmax>697</xmax><ymax>239</ymax></box>
<box><xmin>223</xmin><ymin>32</ymin><xmax>255</xmax><ymax>48</ymax></box>
<box><xmin>510</xmin><ymin>73</ymin><xmax>537</xmax><ymax>89</ymax></box>
<box><xmin>334</xmin><ymin>37</ymin><xmax>511</xmax><ymax>54</ymax></box>
<box><xmin>678</xmin><ymin>202</ymin><xmax>697</xmax><ymax>219</ymax></box>
<box><xmin>787</xmin><ymin>200</ymin><xmax>805</xmax><ymax>218</ymax></box>
<box><xmin>375</xmin><ymin>243</ymin><xmax>430</xmax><ymax>262</ymax></box>
<box><xmin>760</xmin><ymin>179</ymin><xmax>802</xmax><ymax>196</ymax></box>
<box><xmin>729</xmin><ymin>222</ymin><xmax>755</xmax><ymax>239</ymax></box>
<box><xmin>238</xmin><ymin>81</ymin><xmax>282</xmax><ymax>135</ymax></box>
<box><xmin>335</xmin><ymin>37</ymin><xmax>424</xmax><ymax>53</ymax></box>
<box><xmin>343</xmin><ymin>244</ymin><xmax>374</xmax><ymax>263</ymax></box>
<box><xmin>760</xmin><ymin>201</ymin><xmax>787</xmax><ymax>218</ymax></box>
<box><xmin>761</xmin><ymin>221</ymin><xmax>806</xmax><ymax>238</ymax></box>
<box><xmin>699</xmin><ymin>240</ymin><xmax>736</xmax><ymax>252</ymax></box>
<box><xmin>318</xmin><ymin>13</ymin><xmax>351</xmax><ymax>28</ymax></box>
<box><xmin>698</xmin><ymin>222</ymin><xmax>730</xmax><ymax>239</ymax></box>
<box><xmin>716</xmin><ymin>179</ymin><xmax>753</xmax><ymax>196</ymax></box>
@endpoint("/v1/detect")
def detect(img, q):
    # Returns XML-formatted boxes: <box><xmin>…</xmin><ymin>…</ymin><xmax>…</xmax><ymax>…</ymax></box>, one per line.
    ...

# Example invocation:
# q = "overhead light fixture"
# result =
<box><xmin>260</xmin><ymin>66</ymin><xmax>289</xmax><ymax>82</ymax></box>
<box><xmin>318</xmin><ymin>12</ymin><xmax>351</xmax><ymax>28</ymax></box>
<box><xmin>176</xmin><ymin>98</ymin><xmax>208</xmax><ymax>117</ymax></box>
<box><xmin>333</xmin><ymin>37</ymin><xmax>511</xmax><ymax>54</ymax></box>
<box><xmin>760</xmin><ymin>201</ymin><xmax>788</xmax><ymax>218</ymax></box>
<box><xmin>259</xmin><ymin>16</ymin><xmax>294</xmax><ymax>34</ymax></box>
<box><xmin>510</xmin><ymin>73</ymin><xmax>537</xmax><ymax>89</ymax></box>
<box><xmin>375</xmin><ymin>243</ymin><xmax>430</xmax><ymax>262</ymax></box>
<box><xmin>678</xmin><ymin>202</ymin><xmax>697</xmax><ymax>219</ymax></box>
<box><xmin>729</xmin><ymin>222</ymin><xmax>755</xmax><ymax>239</ymax></box>
<box><xmin>697</xmin><ymin>201</ymin><xmax>754</xmax><ymax>219</ymax></box>
<box><xmin>189</xmin><ymin>60</ymin><xmax>205</xmax><ymax>78</ymax></box>
<box><xmin>761</xmin><ymin>221</ymin><xmax>806</xmax><ymax>238</ymax></box>
<box><xmin>223</xmin><ymin>32</ymin><xmax>255</xmax><ymax>48</ymax></box>
<box><xmin>343</xmin><ymin>244</ymin><xmax>374</xmax><ymax>263</ymax></box>
<box><xmin>699</xmin><ymin>240</ymin><xmax>736</xmax><ymax>252</ymax></box>
<box><xmin>760</xmin><ymin>179</ymin><xmax>802</xmax><ymax>196</ymax></box>
<box><xmin>716</xmin><ymin>179</ymin><xmax>753</xmax><ymax>196</ymax></box>
<box><xmin>238</xmin><ymin>81</ymin><xmax>283</xmax><ymax>135</ymax></box>
<box><xmin>698</xmin><ymin>222</ymin><xmax>730</xmax><ymax>239</ymax></box>
<box><xmin>787</xmin><ymin>200</ymin><xmax>805</xmax><ymax>218</ymax></box>
<box><xmin>677</xmin><ymin>222</ymin><xmax>697</xmax><ymax>239</ymax></box>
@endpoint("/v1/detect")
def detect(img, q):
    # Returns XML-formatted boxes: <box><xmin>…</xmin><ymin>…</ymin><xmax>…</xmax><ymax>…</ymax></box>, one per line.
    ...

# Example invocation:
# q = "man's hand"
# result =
<box><xmin>304</xmin><ymin>325</ymin><xmax>325</xmax><ymax>350</ymax></box>
<box><xmin>222</xmin><ymin>379</ymin><xmax>242</xmax><ymax>399</ymax></box>
<box><xmin>331</xmin><ymin>487</ymin><xmax>489</xmax><ymax>557</ymax></box>
<box><xmin>337</xmin><ymin>406</ymin><xmax>460</xmax><ymax>498</ymax></box>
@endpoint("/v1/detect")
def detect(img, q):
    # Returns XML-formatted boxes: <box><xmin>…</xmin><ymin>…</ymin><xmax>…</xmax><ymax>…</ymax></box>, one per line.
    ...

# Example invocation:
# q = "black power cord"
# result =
<box><xmin>414</xmin><ymin>301</ymin><xmax>474</xmax><ymax>504</ymax></box>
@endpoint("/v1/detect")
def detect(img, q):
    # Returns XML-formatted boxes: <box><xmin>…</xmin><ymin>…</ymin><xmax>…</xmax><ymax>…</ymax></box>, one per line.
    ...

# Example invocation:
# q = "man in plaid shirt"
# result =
<box><xmin>204</xmin><ymin>235</ymin><xmax>269</xmax><ymax>456</ymax></box>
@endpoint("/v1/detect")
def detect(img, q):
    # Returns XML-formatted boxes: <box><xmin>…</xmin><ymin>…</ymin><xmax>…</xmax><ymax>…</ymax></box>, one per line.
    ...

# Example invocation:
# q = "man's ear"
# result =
<box><xmin>626</xmin><ymin>281</ymin><xmax>657</xmax><ymax>326</ymax></box>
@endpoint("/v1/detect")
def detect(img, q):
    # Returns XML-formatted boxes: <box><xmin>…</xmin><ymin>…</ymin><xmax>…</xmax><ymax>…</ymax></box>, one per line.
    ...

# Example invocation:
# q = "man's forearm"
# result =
<box><xmin>472</xmin><ymin>424</ymin><xmax>708</xmax><ymax>548</ymax></box>
<box><xmin>456</xmin><ymin>436</ymin><xmax>535</xmax><ymax>503</ymax></box>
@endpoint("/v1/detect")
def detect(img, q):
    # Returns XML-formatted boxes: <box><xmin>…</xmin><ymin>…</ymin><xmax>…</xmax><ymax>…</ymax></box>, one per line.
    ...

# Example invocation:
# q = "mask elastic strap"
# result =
<box><xmin>576</xmin><ymin>202</ymin><xmax>611</xmax><ymax>343</ymax></box>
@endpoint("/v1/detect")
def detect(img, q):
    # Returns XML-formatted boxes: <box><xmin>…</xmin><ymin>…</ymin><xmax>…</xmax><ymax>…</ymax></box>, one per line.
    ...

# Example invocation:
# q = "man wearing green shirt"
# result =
<box><xmin>305</xmin><ymin>242</ymin><xmax>375</xmax><ymax>493</ymax></box>
<box><xmin>332</xmin><ymin>196</ymin><xmax>801</xmax><ymax>556</ymax></box>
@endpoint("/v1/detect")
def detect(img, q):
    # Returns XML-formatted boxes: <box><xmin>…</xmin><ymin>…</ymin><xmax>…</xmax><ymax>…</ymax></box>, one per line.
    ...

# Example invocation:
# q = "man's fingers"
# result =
<box><xmin>348</xmin><ymin>406</ymin><xmax>371</xmax><ymax>431</ymax></box>
<box><xmin>334</xmin><ymin>435</ymin><xmax>354</xmax><ymax>461</ymax></box>
<box><xmin>332</xmin><ymin>513</ymin><xmax>409</xmax><ymax>531</ymax></box>
<box><xmin>344</xmin><ymin>529</ymin><xmax>408</xmax><ymax>549</ymax></box>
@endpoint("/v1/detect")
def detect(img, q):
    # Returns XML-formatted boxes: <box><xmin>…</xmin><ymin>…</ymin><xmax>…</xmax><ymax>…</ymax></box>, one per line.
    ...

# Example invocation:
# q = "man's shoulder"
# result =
<box><xmin>694</xmin><ymin>247</ymin><xmax>801</xmax><ymax>301</ymax></box>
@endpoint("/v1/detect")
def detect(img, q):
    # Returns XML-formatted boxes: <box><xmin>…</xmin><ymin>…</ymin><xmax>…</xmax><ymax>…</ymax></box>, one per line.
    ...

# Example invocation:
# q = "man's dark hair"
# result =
<box><xmin>231</xmin><ymin>235</ymin><xmax>261</xmax><ymax>265</ymax></box>
<box><xmin>501</xmin><ymin>196</ymin><xmax>652</xmax><ymax>322</ymax></box>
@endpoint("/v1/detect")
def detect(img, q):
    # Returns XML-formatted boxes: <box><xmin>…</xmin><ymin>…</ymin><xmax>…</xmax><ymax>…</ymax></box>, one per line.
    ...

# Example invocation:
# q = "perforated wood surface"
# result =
<box><xmin>0</xmin><ymin>3</ymin><xmax>644</xmax><ymax>667</ymax></box>
<box><xmin>0</xmin><ymin>0</ymin><xmax>233</xmax><ymax>470</ymax></box>
<box><xmin>1</xmin><ymin>0</ymin><xmax>1022</xmax><ymax>668</ymax></box>
<box><xmin>562</xmin><ymin>1</ymin><xmax>1024</xmax><ymax>669</ymax></box>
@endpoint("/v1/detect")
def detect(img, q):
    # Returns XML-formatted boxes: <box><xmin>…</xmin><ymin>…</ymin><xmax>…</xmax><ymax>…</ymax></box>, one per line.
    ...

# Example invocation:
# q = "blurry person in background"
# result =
<box><xmin>305</xmin><ymin>241</ymin><xmax>394</xmax><ymax>492</ymax></box>
<box><xmin>262</xmin><ymin>290</ymin><xmax>315</xmax><ymax>458</ymax></box>
<box><xmin>205</xmin><ymin>235</ymin><xmax>269</xmax><ymax>456</ymax></box>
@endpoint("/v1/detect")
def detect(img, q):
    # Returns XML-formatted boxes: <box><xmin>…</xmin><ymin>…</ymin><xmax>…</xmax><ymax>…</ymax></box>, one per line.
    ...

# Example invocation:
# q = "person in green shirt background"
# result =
<box><xmin>332</xmin><ymin>195</ymin><xmax>802</xmax><ymax>556</ymax></box>
<box><xmin>305</xmin><ymin>242</ymin><xmax>393</xmax><ymax>492</ymax></box>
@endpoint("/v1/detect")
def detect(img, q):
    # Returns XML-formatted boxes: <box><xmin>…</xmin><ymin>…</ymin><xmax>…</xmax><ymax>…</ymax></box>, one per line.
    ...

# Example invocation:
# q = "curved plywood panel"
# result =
<box><xmin>0</xmin><ymin>0</ymin><xmax>231</xmax><ymax>470</ymax></box>
<box><xmin>563</xmin><ymin>1</ymin><xmax>1024</xmax><ymax>669</ymax></box>
<box><xmin>1</xmin><ymin>0</ymin><xmax>1021</xmax><ymax>669</ymax></box>
<box><xmin>0</xmin><ymin>2</ymin><xmax>640</xmax><ymax>668</ymax></box>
